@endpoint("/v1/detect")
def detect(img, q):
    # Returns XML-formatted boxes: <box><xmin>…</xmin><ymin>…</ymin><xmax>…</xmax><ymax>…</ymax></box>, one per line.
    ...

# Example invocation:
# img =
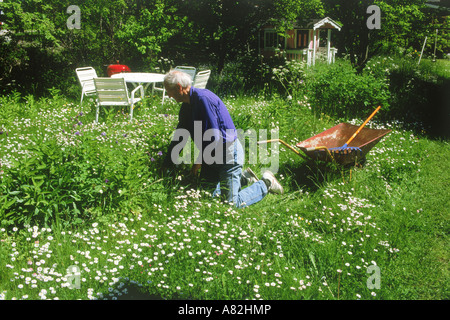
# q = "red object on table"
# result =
<box><xmin>107</xmin><ymin>61</ymin><xmax>131</xmax><ymax>77</ymax></box>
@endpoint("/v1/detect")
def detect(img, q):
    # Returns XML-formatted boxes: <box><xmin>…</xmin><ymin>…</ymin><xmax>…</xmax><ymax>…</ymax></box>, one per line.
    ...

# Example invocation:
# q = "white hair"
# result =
<box><xmin>164</xmin><ymin>70</ymin><xmax>192</xmax><ymax>89</ymax></box>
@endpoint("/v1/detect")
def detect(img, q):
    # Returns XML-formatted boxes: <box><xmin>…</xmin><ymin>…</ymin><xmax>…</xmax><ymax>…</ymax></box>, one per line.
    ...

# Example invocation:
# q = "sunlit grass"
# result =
<box><xmin>0</xmin><ymin>90</ymin><xmax>448</xmax><ymax>300</ymax></box>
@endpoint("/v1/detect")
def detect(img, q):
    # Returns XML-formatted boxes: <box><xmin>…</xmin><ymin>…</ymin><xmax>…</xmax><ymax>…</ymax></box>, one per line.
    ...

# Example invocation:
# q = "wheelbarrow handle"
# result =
<box><xmin>258</xmin><ymin>139</ymin><xmax>309</xmax><ymax>160</ymax></box>
<box><xmin>258</xmin><ymin>139</ymin><xmax>300</xmax><ymax>155</ymax></box>
<box><xmin>305</xmin><ymin>146</ymin><xmax>328</xmax><ymax>152</ymax></box>
<box><xmin>345</xmin><ymin>106</ymin><xmax>381</xmax><ymax>146</ymax></box>
<box><xmin>304</xmin><ymin>146</ymin><xmax>335</xmax><ymax>160</ymax></box>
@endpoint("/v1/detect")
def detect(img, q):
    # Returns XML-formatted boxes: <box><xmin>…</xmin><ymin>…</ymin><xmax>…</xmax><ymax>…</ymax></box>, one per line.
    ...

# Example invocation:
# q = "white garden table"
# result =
<box><xmin>111</xmin><ymin>72</ymin><xmax>166</xmax><ymax>102</ymax></box>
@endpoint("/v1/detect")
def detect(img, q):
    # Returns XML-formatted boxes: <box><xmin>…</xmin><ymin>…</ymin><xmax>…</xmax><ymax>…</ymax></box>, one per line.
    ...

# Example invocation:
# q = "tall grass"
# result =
<box><xmin>0</xmin><ymin>86</ymin><xmax>448</xmax><ymax>300</ymax></box>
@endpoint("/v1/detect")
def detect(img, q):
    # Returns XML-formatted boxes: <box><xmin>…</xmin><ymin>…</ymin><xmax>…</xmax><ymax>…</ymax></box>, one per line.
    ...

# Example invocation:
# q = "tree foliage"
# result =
<box><xmin>374</xmin><ymin>0</ymin><xmax>449</xmax><ymax>58</ymax></box>
<box><xmin>0</xmin><ymin>0</ymin><xmax>447</xmax><ymax>95</ymax></box>
<box><xmin>0</xmin><ymin>0</ymin><xmax>186</xmax><ymax>94</ymax></box>
<box><xmin>270</xmin><ymin>0</ymin><xmax>325</xmax><ymax>32</ymax></box>
<box><xmin>323</xmin><ymin>0</ymin><xmax>448</xmax><ymax>71</ymax></box>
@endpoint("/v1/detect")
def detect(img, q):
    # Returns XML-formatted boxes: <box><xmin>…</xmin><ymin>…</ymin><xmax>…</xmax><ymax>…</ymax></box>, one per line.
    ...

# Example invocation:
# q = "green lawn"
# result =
<box><xmin>421</xmin><ymin>58</ymin><xmax>450</xmax><ymax>77</ymax></box>
<box><xmin>0</xmin><ymin>90</ymin><xmax>448</xmax><ymax>300</ymax></box>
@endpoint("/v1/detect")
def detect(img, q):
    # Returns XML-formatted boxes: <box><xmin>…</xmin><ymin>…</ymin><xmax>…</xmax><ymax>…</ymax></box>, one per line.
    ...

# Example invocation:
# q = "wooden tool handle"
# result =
<box><xmin>345</xmin><ymin>106</ymin><xmax>381</xmax><ymax>146</ymax></box>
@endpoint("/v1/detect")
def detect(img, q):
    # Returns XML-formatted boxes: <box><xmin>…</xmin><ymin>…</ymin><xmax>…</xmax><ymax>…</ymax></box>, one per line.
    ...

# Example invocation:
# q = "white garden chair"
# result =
<box><xmin>93</xmin><ymin>77</ymin><xmax>144</xmax><ymax>123</ymax></box>
<box><xmin>174</xmin><ymin>66</ymin><xmax>196</xmax><ymax>84</ymax></box>
<box><xmin>75</xmin><ymin>67</ymin><xmax>98</xmax><ymax>109</ymax></box>
<box><xmin>193</xmin><ymin>70</ymin><xmax>211</xmax><ymax>89</ymax></box>
<box><xmin>157</xmin><ymin>66</ymin><xmax>197</xmax><ymax>104</ymax></box>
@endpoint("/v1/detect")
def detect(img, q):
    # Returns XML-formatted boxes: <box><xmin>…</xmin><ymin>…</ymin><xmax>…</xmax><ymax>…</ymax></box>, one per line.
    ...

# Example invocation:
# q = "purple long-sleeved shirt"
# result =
<box><xmin>164</xmin><ymin>87</ymin><xmax>237</xmax><ymax>166</ymax></box>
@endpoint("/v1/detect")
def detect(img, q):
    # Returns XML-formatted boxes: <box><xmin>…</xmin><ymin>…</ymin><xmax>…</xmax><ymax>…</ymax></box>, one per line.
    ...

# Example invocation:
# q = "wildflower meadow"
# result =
<box><xmin>0</xmin><ymin>54</ymin><xmax>448</xmax><ymax>304</ymax></box>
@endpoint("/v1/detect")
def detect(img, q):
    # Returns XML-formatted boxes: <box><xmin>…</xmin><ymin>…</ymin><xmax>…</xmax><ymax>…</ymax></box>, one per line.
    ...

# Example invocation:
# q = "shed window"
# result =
<box><xmin>296</xmin><ymin>30</ymin><xmax>309</xmax><ymax>49</ymax></box>
<box><xmin>264</xmin><ymin>30</ymin><xmax>283</xmax><ymax>49</ymax></box>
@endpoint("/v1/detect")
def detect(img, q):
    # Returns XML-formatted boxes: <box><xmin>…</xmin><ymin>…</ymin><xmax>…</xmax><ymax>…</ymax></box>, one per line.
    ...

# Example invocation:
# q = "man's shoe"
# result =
<box><xmin>262</xmin><ymin>171</ymin><xmax>284</xmax><ymax>194</ymax></box>
<box><xmin>242</xmin><ymin>168</ymin><xmax>259</xmax><ymax>185</ymax></box>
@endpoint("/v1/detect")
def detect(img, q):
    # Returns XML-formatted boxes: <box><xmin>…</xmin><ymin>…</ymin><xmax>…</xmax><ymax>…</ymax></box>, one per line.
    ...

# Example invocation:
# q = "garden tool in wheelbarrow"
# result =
<box><xmin>258</xmin><ymin>106</ymin><xmax>391</xmax><ymax>166</ymax></box>
<box><xmin>328</xmin><ymin>106</ymin><xmax>381</xmax><ymax>155</ymax></box>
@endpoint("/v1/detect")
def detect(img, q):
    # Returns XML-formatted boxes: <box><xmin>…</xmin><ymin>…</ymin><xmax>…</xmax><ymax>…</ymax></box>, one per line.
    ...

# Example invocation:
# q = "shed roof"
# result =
<box><xmin>294</xmin><ymin>17</ymin><xmax>342</xmax><ymax>31</ymax></box>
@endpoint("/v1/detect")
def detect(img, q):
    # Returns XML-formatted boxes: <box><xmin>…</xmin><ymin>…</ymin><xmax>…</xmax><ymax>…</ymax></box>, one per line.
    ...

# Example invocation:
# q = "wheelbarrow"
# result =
<box><xmin>258</xmin><ymin>107</ymin><xmax>391</xmax><ymax>166</ymax></box>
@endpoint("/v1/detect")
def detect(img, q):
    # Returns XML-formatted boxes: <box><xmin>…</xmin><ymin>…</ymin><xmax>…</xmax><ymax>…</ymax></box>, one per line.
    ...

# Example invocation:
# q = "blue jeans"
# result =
<box><xmin>200</xmin><ymin>139</ymin><xmax>268</xmax><ymax>208</ymax></box>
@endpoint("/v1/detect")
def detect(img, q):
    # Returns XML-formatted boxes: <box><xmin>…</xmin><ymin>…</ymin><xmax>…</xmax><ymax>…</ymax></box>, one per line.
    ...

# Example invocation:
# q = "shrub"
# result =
<box><xmin>272</xmin><ymin>59</ymin><xmax>307</xmax><ymax>101</ymax></box>
<box><xmin>208</xmin><ymin>49</ymin><xmax>286</xmax><ymax>97</ymax></box>
<box><xmin>1</xmin><ymin>136</ymin><xmax>92</xmax><ymax>227</ymax></box>
<box><xmin>298</xmin><ymin>59</ymin><xmax>391</xmax><ymax>120</ymax></box>
<box><xmin>384</xmin><ymin>57</ymin><xmax>449</xmax><ymax>137</ymax></box>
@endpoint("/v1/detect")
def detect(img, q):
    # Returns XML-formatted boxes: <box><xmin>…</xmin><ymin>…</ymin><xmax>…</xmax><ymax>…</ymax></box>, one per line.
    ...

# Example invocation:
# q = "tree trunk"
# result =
<box><xmin>217</xmin><ymin>36</ymin><xmax>227</xmax><ymax>74</ymax></box>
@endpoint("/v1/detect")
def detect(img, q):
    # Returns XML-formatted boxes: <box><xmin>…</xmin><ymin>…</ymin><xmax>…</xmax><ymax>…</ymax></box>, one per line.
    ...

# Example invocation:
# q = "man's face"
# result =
<box><xmin>165</xmin><ymin>83</ymin><xmax>186</xmax><ymax>103</ymax></box>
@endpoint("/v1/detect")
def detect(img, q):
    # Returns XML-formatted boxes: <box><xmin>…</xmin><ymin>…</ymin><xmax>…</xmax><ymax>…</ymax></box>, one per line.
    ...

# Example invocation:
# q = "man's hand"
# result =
<box><xmin>191</xmin><ymin>164</ymin><xmax>201</xmax><ymax>176</ymax></box>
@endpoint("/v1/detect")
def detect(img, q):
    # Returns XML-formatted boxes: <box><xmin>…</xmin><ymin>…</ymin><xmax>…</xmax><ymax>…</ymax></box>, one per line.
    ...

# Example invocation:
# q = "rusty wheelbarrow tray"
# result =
<box><xmin>260</xmin><ymin>123</ymin><xmax>392</xmax><ymax>166</ymax></box>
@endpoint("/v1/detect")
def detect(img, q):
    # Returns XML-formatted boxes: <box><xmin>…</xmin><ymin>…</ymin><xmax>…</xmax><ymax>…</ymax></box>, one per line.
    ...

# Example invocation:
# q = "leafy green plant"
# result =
<box><xmin>1</xmin><ymin>137</ymin><xmax>87</xmax><ymax>227</ymax></box>
<box><xmin>298</xmin><ymin>59</ymin><xmax>391</xmax><ymax>119</ymax></box>
<box><xmin>272</xmin><ymin>59</ymin><xmax>307</xmax><ymax>101</ymax></box>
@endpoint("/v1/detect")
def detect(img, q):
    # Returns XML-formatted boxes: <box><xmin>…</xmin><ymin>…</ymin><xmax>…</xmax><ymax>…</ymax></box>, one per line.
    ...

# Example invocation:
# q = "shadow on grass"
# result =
<box><xmin>280</xmin><ymin>157</ymin><xmax>365</xmax><ymax>193</ymax></box>
<box><xmin>100</xmin><ymin>278</ymin><xmax>190</xmax><ymax>300</ymax></box>
<box><xmin>115</xmin><ymin>282</ymin><xmax>163</xmax><ymax>300</ymax></box>
<box><xmin>386</xmin><ymin>76</ymin><xmax>450</xmax><ymax>140</ymax></box>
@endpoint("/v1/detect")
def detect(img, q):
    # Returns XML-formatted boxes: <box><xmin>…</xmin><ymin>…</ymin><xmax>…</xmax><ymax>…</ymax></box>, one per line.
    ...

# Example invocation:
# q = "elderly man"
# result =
<box><xmin>162</xmin><ymin>70</ymin><xmax>282</xmax><ymax>208</ymax></box>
